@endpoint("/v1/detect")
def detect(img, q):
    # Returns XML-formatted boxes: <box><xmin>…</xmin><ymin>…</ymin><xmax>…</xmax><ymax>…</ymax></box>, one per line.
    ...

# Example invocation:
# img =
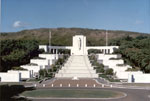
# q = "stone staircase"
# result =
<box><xmin>55</xmin><ymin>55</ymin><xmax>98</xmax><ymax>78</ymax></box>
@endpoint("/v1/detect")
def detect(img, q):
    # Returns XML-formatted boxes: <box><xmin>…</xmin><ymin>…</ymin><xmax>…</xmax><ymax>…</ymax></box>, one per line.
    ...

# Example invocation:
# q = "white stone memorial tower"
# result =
<box><xmin>71</xmin><ymin>35</ymin><xmax>87</xmax><ymax>55</ymax></box>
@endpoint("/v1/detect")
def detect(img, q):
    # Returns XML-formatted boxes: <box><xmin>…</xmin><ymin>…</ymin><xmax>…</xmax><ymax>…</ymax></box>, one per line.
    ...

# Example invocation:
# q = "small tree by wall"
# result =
<box><xmin>105</xmin><ymin>68</ymin><xmax>113</xmax><ymax>75</ymax></box>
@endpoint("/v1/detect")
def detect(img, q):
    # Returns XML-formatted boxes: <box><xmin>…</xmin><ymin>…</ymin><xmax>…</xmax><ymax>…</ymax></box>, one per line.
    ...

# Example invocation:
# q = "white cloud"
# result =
<box><xmin>13</xmin><ymin>21</ymin><xmax>27</xmax><ymax>28</ymax></box>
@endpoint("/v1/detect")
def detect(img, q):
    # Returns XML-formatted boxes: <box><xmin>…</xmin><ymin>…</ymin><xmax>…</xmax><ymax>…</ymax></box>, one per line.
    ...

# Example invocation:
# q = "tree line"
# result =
<box><xmin>110</xmin><ymin>35</ymin><xmax>150</xmax><ymax>73</ymax></box>
<box><xmin>0</xmin><ymin>40</ymin><xmax>43</xmax><ymax>72</ymax></box>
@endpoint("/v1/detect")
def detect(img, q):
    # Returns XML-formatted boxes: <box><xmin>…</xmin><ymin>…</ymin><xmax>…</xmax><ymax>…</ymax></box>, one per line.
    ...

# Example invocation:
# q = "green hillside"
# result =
<box><xmin>1</xmin><ymin>28</ymin><xmax>149</xmax><ymax>46</ymax></box>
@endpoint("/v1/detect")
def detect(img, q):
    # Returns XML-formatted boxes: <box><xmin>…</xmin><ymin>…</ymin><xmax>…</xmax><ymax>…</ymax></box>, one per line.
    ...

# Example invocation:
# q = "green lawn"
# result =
<box><xmin>21</xmin><ymin>89</ymin><xmax>124</xmax><ymax>98</ymax></box>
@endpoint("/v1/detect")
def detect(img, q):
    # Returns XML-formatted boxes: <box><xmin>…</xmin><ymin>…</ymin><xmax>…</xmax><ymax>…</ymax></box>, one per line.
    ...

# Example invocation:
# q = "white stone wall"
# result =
<box><xmin>0</xmin><ymin>72</ymin><xmax>21</xmax><ymax>82</ymax></box>
<box><xmin>97</xmin><ymin>54</ymin><xmax>124</xmax><ymax>67</ymax></box>
<box><xmin>39</xmin><ymin>45</ymin><xmax>72</xmax><ymax>53</ymax></box>
<box><xmin>8</xmin><ymin>70</ymin><xmax>32</xmax><ymax>79</ymax></box>
<box><xmin>96</xmin><ymin>54</ymin><xmax>135</xmax><ymax>79</ymax></box>
<box><xmin>39</xmin><ymin>45</ymin><xmax>48</xmax><ymax>52</ymax></box>
<box><xmin>112</xmin><ymin>66</ymin><xmax>129</xmax><ymax>73</ymax></box>
<box><xmin>20</xmin><ymin>54</ymin><xmax>61</xmax><ymax>78</ymax></box>
<box><xmin>30</xmin><ymin>54</ymin><xmax>59</xmax><ymax>66</ymax></box>
<box><xmin>21</xmin><ymin>65</ymin><xmax>41</xmax><ymax>77</ymax></box>
<box><xmin>87</xmin><ymin>46</ymin><xmax>119</xmax><ymax>54</ymax></box>
<box><xmin>103</xmin><ymin>60</ymin><xmax>124</xmax><ymax>66</ymax></box>
<box><xmin>116</xmin><ymin>71</ymin><xmax>143</xmax><ymax>79</ymax></box>
<box><xmin>97</xmin><ymin>54</ymin><xmax>121</xmax><ymax>60</ymax></box>
<box><xmin>39</xmin><ymin>54</ymin><xmax>59</xmax><ymax>60</ymax></box>
<box><xmin>128</xmin><ymin>73</ymin><xmax>150</xmax><ymax>83</ymax></box>
<box><xmin>30</xmin><ymin>59</ymin><xmax>48</xmax><ymax>66</ymax></box>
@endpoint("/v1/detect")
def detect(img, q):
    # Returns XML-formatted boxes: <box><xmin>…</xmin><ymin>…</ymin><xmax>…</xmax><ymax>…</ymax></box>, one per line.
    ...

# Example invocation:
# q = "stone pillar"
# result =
<box><xmin>102</xmin><ymin>49</ymin><xmax>104</xmax><ymax>54</ymax></box>
<box><xmin>50</xmin><ymin>49</ymin><xmax>52</xmax><ymax>54</ymax></box>
<box><xmin>56</xmin><ymin>49</ymin><xmax>58</xmax><ymax>54</ymax></box>
<box><xmin>110</xmin><ymin>48</ymin><xmax>113</xmax><ymax>54</ymax></box>
<box><xmin>108</xmin><ymin>49</ymin><xmax>110</xmax><ymax>54</ymax></box>
<box><xmin>53</xmin><ymin>49</ymin><xmax>55</xmax><ymax>54</ymax></box>
<box><xmin>106</xmin><ymin>49</ymin><xmax>108</xmax><ymax>54</ymax></box>
<box><xmin>128</xmin><ymin>74</ymin><xmax>132</xmax><ymax>83</ymax></box>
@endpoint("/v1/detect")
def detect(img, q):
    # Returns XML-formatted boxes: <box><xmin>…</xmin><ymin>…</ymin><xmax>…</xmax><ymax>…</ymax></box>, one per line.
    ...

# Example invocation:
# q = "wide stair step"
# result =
<box><xmin>58</xmin><ymin>69</ymin><xmax>96</xmax><ymax>73</ymax></box>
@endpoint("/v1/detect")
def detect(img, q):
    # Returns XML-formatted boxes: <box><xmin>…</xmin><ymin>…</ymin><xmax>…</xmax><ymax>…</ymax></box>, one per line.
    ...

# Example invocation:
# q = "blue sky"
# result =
<box><xmin>1</xmin><ymin>0</ymin><xmax>150</xmax><ymax>33</ymax></box>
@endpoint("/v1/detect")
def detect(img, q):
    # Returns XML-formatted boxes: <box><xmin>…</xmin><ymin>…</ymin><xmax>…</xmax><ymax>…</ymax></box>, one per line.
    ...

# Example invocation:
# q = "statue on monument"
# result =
<box><xmin>78</xmin><ymin>38</ymin><xmax>82</xmax><ymax>50</ymax></box>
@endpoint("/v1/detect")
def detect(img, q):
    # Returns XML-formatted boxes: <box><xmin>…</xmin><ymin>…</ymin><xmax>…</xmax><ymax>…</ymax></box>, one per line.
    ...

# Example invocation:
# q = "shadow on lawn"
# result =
<box><xmin>0</xmin><ymin>84</ymin><xmax>35</xmax><ymax>101</ymax></box>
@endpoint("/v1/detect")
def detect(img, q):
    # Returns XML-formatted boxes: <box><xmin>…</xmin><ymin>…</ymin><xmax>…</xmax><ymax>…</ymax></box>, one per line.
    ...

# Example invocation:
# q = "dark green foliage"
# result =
<box><xmin>12</xmin><ymin>66</ymin><xmax>27</xmax><ymax>70</ymax></box>
<box><xmin>126</xmin><ymin>68</ymin><xmax>140</xmax><ymax>71</ymax></box>
<box><xmin>89</xmin><ymin>55</ymin><xmax>104</xmax><ymax>73</ymax></box>
<box><xmin>95</xmin><ymin>64</ymin><xmax>105</xmax><ymax>73</ymax></box>
<box><xmin>56</xmin><ymin>58</ymin><xmax>64</xmax><ymax>65</ymax></box>
<box><xmin>105</xmin><ymin>69</ymin><xmax>113</xmax><ymax>75</ymax></box>
<box><xmin>57</xmin><ymin>49</ymin><xmax>70</xmax><ymax>54</ymax></box>
<box><xmin>39</xmin><ymin>69</ymin><xmax>51</xmax><ymax>78</ymax></box>
<box><xmin>110</xmin><ymin>35</ymin><xmax>150</xmax><ymax>73</ymax></box>
<box><xmin>39</xmin><ymin>68</ymin><xmax>54</xmax><ymax>79</ymax></box>
<box><xmin>88</xmin><ymin>49</ymin><xmax>102</xmax><ymax>54</ymax></box>
<box><xmin>0</xmin><ymin>40</ymin><xmax>42</xmax><ymax>72</ymax></box>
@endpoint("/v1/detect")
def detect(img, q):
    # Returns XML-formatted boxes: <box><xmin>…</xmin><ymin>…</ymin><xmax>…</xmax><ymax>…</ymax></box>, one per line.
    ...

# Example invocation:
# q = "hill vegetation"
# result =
<box><xmin>1</xmin><ymin>28</ymin><xmax>149</xmax><ymax>46</ymax></box>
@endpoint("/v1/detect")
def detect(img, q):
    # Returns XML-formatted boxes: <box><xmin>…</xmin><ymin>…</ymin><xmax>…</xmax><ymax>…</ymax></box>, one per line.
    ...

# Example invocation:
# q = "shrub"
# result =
<box><xmin>105</xmin><ymin>69</ymin><xmax>113</xmax><ymax>75</ymax></box>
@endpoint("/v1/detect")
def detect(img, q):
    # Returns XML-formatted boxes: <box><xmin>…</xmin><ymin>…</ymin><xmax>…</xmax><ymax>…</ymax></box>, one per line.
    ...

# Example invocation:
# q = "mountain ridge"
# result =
<box><xmin>1</xmin><ymin>28</ymin><xmax>150</xmax><ymax>46</ymax></box>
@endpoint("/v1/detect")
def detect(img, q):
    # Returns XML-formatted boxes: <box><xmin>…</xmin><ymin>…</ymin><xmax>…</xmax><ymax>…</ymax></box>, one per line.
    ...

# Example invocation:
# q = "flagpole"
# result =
<box><xmin>106</xmin><ymin>30</ymin><xmax>108</xmax><ymax>46</ymax></box>
<box><xmin>0</xmin><ymin>0</ymin><xmax>1</xmax><ymax>33</ymax></box>
<box><xmin>47</xmin><ymin>29</ymin><xmax>51</xmax><ymax>73</ymax></box>
<box><xmin>49</xmin><ymin>29</ymin><xmax>51</xmax><ymax>53</ymax></box>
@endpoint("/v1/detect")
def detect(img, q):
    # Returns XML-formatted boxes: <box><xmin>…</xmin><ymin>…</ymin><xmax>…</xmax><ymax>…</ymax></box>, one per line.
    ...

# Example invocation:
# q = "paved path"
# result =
<box><xmin>28</xmin><ymin>88</ymin><xmax>150</xmax><ymax>101</ymax></box>
<box><xmin>37</xmin><ymin>78</ymin><xmax>104</xmax><ymax>88</ymax></box>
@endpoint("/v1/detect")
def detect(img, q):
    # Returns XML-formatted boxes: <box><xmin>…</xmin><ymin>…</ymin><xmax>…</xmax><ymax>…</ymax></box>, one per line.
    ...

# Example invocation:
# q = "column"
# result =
<box><xmin>102</xmin><ymin>49</ymin><xmax>104</xmax><ymax>54</ymax></box>
<box><xmin>56</xmin><ymin>49</ymin><xmax>58</xmax><ymax>54</ymax></box>
<box><xmin>108</xmin><ymin>49</ymin><xmax>110</xmax><ymax>54</ymax></box>
<box><xmin>106</xmin><ymin>49</ymin><xmax>108</xmax><ymax>54</ymax></box>
<box><xmin>53</xmin><ymin>49</ymin><xmax>55</xmax><ymax>54</ymax></box>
